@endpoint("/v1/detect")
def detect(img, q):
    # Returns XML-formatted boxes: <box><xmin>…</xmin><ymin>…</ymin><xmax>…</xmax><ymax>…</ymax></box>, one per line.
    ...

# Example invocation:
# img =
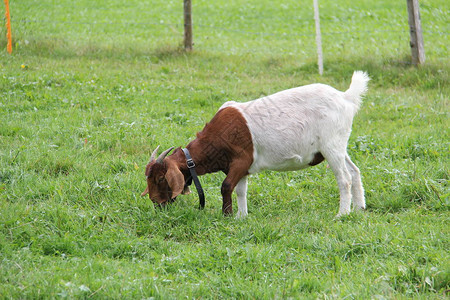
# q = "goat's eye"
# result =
<box><xmin>157</xmin><ymin>176</ymin><xmax>164</xmax><ymax>183</ymax></box>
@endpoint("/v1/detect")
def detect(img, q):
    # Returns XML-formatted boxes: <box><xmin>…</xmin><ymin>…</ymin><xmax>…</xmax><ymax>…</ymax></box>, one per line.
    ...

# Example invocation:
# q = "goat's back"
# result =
<box><xmin>220</xmin><ymin>75</ymin><xmax>366</xmax><ymax>173</ymax></box>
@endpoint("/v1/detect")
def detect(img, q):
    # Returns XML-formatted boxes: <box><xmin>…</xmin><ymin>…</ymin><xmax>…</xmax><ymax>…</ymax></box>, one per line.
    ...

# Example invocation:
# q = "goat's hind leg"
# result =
<box><xmin>323</xmin><ymin>151</ymin><xmax>352</xmax><ymax>217</ymax></box>
<box><xmin>345</xmin><ymin>155</ymin><xmax>365</xmax><ymax>211</ymax></box>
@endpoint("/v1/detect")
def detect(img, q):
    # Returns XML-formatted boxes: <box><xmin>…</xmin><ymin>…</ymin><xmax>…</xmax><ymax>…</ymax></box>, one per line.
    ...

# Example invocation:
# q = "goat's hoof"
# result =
<box><xmin>182</xmin><ymin>186</ymin><xmax>191</xmax><ymax>195</ymax></box>
<box><xmin>354</xmin><ymin>205</ymin><xmax>366</xmax><ymax>212</ymax></box>
<box><xmin>235</xmin><ymin>211</ymin><xmax>248</xmax><ymax>219</ymax></box>
<box><xmin>335</xmin><ymin>211</ymin><xmax>350</xmax><ymax>219</ymax></box>
<box><xmin>222</xmin><ymin>209</ymin><xmax>233</xmax><ymax>217</ymax></box>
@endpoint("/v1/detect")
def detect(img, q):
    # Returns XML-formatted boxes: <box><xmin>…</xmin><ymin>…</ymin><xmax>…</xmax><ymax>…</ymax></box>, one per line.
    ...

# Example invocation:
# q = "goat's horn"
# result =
<box><xmin>149</xmin><ymin>145</ymin><xmax>161</xmax><ymax>163</ymax></box>
<box><xmin>156</xmin><ymin>146</ymin><xmax>174</xmax><ymax>164</ymax></box>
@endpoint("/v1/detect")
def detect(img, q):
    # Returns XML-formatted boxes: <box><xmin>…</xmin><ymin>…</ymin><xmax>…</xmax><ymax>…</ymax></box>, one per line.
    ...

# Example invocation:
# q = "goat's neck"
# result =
<box><xmin>179</xmin><ymin>138</ymin><xmax>229</xmax><ymax>176</ymax></box>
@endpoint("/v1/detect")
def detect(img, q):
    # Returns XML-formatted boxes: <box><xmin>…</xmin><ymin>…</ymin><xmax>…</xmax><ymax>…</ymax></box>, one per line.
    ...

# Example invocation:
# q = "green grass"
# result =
<box><xmin>1</xmin><ymin>0</ymin><xmax>449</xmax><ymax>298</ymax></box>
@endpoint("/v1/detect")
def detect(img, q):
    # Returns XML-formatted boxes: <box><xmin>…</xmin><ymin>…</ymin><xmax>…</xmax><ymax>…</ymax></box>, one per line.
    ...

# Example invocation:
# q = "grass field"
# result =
<box><xmin>1</xmin><ymin>0</ymin><xmax>449</xmax><ymax>298</ymax></box>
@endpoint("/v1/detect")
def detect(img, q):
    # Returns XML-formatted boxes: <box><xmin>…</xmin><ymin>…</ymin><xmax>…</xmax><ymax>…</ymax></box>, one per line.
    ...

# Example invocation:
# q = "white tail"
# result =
<box><xmin>344</xmin><ymin>71</ymin><xmax>370</xmax><ymax>110</ymax></box>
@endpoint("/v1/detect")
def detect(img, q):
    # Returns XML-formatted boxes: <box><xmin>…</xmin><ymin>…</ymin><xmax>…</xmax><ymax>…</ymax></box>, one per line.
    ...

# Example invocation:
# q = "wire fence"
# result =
<box><xmin>5</xmin><ymin>1</ymin><xmax>450</xmax><ymax>61</ymax></box>
<box><xmin>16</xmin><ymin>17</ymin><xmax>449</xmax><ymax>37</ymax></box>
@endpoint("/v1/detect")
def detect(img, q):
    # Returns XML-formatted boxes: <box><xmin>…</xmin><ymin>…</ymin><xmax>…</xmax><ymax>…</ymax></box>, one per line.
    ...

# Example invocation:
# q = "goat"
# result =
<box><xmin>142</xmin><ymin>71</ymin><xmax>370</xmax><ymax>217</ymax></box>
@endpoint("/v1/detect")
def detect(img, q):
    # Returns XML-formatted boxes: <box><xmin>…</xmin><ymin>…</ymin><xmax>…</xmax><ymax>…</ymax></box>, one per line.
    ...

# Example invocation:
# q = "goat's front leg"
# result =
<box><xmin>221</xmin><ymin>179</ymin><xmax>234</xmax><ymax>215</ymax></box>
<box><xmin>235</xmin><ymin>176</ymin><xmax>248</xmax><ymax>219</ymax></box>
<box><xmin>221</xmin><ymin>162</ymin><xmax>249</xmax><ymax>216</ymax></box>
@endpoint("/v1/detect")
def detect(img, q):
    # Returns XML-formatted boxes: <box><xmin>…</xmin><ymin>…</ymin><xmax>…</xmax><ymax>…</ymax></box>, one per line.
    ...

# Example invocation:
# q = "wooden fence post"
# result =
<box><xmin>184</xmin><ymin>0</ymin><xmax>193</xmax><ymax>51</ymax></box>
<box><xmin>406</xmin><ymin>0</ymin><xmax>425</xmax><ymax>65</ymax></box>
<box><xmin>313</xmin><ymin>0</ymin><xmax>323</xmax><ymax>75</ymax></box>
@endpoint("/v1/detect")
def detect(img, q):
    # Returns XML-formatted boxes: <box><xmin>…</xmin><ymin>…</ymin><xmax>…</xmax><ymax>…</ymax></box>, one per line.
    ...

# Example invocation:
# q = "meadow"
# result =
<box><xmin>0</xmin><ymin>0</ymin><xmax>448</xmax><ymax>298</ymax></box>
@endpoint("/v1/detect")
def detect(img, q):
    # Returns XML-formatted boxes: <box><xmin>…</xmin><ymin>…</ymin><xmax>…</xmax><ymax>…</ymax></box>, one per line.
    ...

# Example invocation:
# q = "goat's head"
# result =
<box><xmin>141</xmin><ymin>146</ymin><xmax>185</xmax><ymax>207</ymax></box>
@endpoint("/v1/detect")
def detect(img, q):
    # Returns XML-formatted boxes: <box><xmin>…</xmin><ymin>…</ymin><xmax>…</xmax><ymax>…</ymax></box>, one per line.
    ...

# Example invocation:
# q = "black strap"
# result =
<box><xmin>182</xmin><ymin>148</ymin><xmax>205</xmax><ymax>209</ymax></box>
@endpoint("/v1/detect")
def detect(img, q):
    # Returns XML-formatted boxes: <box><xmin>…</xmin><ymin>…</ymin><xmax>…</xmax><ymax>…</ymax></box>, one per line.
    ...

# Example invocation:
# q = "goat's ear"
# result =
<box><xmin>141</xmin><ymin>186</ymin><xmax>149</xmax><ymax>197</ymax></box>
<box><xmin>165</xmin><ymin>161</ymin><xmax>184</xmax><ymax>199</ymax></box>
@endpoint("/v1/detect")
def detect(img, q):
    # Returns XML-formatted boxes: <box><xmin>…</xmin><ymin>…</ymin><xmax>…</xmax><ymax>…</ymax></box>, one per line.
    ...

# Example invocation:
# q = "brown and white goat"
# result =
<box><xmin>142</xmin><ymin>71</ymin><xmax>370</xmax><ymax>217</ymax></box>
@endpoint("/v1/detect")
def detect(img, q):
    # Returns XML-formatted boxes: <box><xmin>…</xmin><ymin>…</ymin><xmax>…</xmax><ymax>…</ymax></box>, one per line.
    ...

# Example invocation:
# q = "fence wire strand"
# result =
<box><xmin>16</xmin><ymin>18</ymin><xmax>449</xmax><ymax>38</ymax></box>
